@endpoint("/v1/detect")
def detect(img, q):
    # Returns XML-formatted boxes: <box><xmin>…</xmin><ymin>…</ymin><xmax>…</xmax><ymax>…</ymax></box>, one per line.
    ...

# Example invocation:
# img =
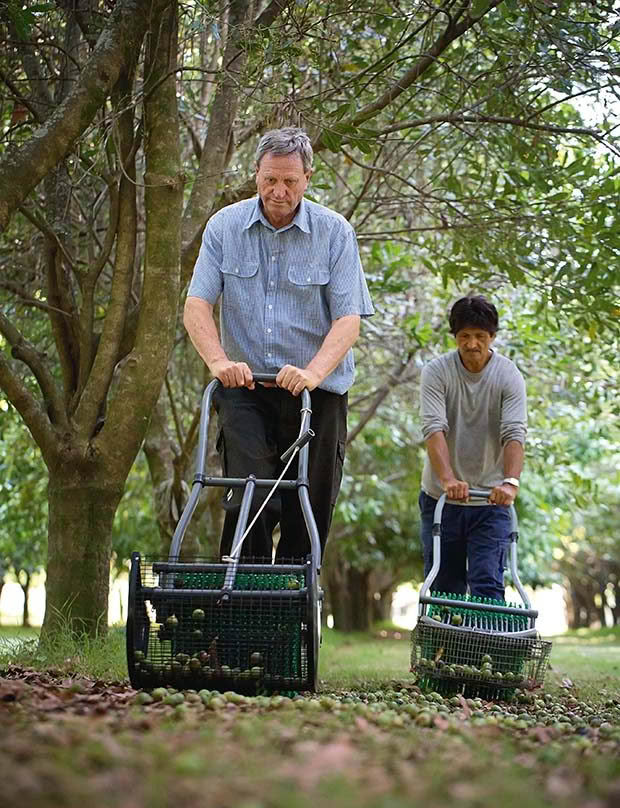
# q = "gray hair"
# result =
<box><xmin>255</xmin><ymin>127</ymin><xmax>313</xmax><ymax>173</ymax></box>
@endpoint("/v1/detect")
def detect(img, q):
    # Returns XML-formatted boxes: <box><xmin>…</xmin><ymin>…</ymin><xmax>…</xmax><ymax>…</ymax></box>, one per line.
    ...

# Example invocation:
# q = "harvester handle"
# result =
<box><xmin>420</xmin><ymin>486</ymin><xmax>533</xmax><ymax>614</ymax></box>
<box><xmin>432</xmin><ymin>488</ymin><xmax>518</xmax><ymax>536</ymax></box>
<box><xmin>252</xmin><ymin>373</ymin><xmax>278</xmax><ymax>384</ymax></box>
<box><xmin>167</xmin><ymin>374</ymin><xmax>320</xmax><ymax>571</ymax></box>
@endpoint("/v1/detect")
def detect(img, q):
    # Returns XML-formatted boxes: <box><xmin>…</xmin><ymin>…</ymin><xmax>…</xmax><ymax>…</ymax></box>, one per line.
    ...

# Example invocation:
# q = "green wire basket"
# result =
<box><xmin>127</xmin><ymin>555</ymin><xmax>320</xmax><ymax>693</ymax></box>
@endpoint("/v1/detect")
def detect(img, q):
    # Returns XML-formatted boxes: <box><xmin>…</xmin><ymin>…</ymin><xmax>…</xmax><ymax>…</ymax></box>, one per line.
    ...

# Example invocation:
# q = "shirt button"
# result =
<box><xmin>271</xmin><ymin>256</ymin><xmax>276</xmax><ymax>262</ymax></box>
<box><xmin>268</xmin><ymin>304</ymin><xmax>273</xmax><ymax>310</ymax></box>
<box><xmin>267</xmin><ymin>353</ymin><xmax>272</xmax><ymax>358</ymax></box>
<box><xmin>267</xmin><ymin>328</ymin><xmax>272</xmax><ymax>334</ymax></box>
<box><xmin>235</xmin><ymin>269</ymin><xmax>239</xmax><ymax>274</ymax></box>
<box><xmin>306</xmin><ymin>276</ymin><xmax>311</xmax><ymax>282</ymax></box>
<box><xmin>269</xmin><ymin>281</ymin><xmax>274</xmax><ymax>287</ymax></box>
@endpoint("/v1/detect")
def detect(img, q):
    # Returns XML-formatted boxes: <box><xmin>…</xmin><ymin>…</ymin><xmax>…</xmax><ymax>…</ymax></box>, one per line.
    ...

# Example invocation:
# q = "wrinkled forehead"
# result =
<box><xmin>256</xmin><ymin>152</ymin><xmax>308</xmax><ymax>174</ymax></box>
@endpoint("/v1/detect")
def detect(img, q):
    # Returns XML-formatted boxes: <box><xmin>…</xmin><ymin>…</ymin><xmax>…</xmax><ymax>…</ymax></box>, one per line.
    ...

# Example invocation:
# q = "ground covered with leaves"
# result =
<box><xmin>1</xmin><ymin>659</ymin><xmax>619</xmax><ymax>808</ymax></box>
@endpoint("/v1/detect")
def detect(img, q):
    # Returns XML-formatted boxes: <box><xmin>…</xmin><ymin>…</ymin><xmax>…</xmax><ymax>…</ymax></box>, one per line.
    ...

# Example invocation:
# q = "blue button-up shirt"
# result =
<box><xmin>187</xmin><ymin>196</ymin><xmax>374</xmax><ymax>394</ymax></box>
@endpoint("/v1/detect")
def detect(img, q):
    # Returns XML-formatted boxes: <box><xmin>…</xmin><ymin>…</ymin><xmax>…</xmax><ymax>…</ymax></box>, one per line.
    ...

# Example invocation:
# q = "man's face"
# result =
<box><xmin>455</xmin><ymin>326</ymin><xmax>495</xmax><ymax>370</ymax></box>
<box><xmin>256</xmin><ymin>152</ymin><xmax>311</xmax><ymax>228</ymax></box>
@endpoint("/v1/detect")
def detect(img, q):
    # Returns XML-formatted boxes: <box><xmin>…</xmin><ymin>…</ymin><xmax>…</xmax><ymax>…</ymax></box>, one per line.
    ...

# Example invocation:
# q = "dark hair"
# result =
<box><xmin>255</xmin><ymin>127</ymin><xmax>313</xmax><ymax>173</ymax></box>
<box><xmin>449</xmin><ymin>295</ymin><xmax>498</xmax><ymax>336</ymax></box>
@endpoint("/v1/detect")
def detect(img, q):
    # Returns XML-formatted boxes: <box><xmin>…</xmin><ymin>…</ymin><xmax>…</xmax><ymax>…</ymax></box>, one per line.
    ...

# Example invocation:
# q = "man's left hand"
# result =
<box><xmin>276</xmin><ymin>365</ymin><xmax>321</xmax><ymax>396</ymax></box>
<box><xmin>488</xmin><ymin>483</ymin><xmax>518</xmax><ymax>506</ymax></box>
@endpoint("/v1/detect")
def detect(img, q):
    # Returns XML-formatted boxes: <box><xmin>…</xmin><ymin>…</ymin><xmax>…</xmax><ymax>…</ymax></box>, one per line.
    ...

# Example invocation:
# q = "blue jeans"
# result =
<box><xmin>418</xmin><ymin>491</ymin><xmax>511</xmax><ymax>600</ymax></box>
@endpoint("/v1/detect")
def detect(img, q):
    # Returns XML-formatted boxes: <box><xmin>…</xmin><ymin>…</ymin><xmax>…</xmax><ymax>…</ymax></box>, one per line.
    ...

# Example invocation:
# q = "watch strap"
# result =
<box><xmin>503</xmin><ymin>477</ymin><xmax>520</xmax><ymax>488</ymax></box>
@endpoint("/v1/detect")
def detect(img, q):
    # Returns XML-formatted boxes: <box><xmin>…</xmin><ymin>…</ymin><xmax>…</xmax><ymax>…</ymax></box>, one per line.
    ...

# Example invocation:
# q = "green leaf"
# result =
<box><xmin>321</xmin><ymin>129</ymin><xmax>343</xmax><ymax>153</ymax></box>
<box><xmin>334</xmin><ymin>103</ymin><xmax>350</xmax><ymax>121</ymax></box>
<box><xmin>470</xmin><ymin>0</ymin><xmax>492</xmax><ymax>18</ymax></box>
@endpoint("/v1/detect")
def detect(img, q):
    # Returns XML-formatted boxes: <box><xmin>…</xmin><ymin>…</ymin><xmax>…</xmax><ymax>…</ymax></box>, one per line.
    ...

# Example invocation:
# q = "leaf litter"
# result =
<box><xmin>1</xmin><ymin>666</ymin><xmax>619</xmax><ymax>808</ymax></box>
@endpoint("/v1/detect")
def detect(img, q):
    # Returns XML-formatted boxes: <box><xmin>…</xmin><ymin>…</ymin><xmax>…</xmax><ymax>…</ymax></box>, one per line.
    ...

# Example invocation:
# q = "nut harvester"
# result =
<box><xmin>410</xmin><ymin>488</ymin><xmax>552</xmax><ymax>699</ymax></box>
<box><xmin>126</xmin><ymin>375</ymin><xmax>323</xmax><ymax>694</ymax></box>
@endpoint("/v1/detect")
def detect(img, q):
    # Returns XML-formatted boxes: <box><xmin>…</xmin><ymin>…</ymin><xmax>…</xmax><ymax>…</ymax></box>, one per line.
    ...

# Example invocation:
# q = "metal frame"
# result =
<box><xmin>411</xmin><ymin>487</ymin><xmax>553</xmax><ymax>697</ymax></box>
<box><xmin>168</xmin><ymin>375</ymin><xmax>321</xmax><ymax>573</ymax></box>
<box><xmin>418</xmin><ymin>488</ymin><xmax>538</xmax><ymax>632</ymax></box>
<box><xmin>127</xmin><ymin>375</ymin><xmax>324</xmax><ymax>692</ymax></box>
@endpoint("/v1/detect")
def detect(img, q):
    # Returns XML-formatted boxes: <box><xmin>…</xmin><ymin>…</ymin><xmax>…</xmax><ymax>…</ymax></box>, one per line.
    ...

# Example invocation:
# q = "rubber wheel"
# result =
<box><xmin>305</xmin><ymin>560</ymin><xmax>322</xmax><ymax>691</ymax></box>
<box><xmin>126</xmin><ymin>552</ymin><xmax>149</xmax><ymax>688</ymax></box>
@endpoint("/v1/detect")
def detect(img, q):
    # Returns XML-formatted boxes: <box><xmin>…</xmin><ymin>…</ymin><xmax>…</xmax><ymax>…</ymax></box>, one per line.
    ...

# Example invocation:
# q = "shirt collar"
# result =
<box><xmin>244</xmin><ymin>196</ymin><xmax>311</xmax><ymax>234</ymax></box>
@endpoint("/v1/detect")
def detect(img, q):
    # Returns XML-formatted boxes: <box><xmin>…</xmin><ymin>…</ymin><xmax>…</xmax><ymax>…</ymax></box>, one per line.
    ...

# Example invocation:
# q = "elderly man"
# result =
<box><xmin>419</xmin><ymin>295</ymin><xmax>527</xmax><ymax>600</ymax></box>
<box><xmin>184</xmin><ymin>127</ymin><xmax>374</xmax><ymax>560</ymax></box>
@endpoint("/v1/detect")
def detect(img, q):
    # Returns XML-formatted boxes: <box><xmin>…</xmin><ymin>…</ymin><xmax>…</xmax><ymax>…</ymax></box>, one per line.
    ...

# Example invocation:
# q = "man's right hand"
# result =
<box><xmin>441</xmin><ymin>477</ymin><xmax>469</xmax><ymax>501</ymax></box>
<box><xmin>210</xmin><ymin>360</ymin><xmax>255</xmax><ymax>389</ymax></box>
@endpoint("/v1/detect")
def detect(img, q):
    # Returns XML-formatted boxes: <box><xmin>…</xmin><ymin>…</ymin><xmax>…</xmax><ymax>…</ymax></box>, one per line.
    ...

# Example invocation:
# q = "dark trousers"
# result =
<box><xmin>418</xmin><ymin>491</ymin><xmax>511</xmax><ymax>600</ymax></box>
<box><xmin>213</xmin><ymin>385</ymin><xmax>347</xmax><ymax>561</ymax></box>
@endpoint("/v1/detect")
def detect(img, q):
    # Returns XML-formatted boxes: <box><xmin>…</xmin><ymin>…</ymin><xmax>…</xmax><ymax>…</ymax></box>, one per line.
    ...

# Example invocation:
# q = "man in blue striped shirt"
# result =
<box><xmin>184</xmin><ymin>127</ymin><xmax>374</xmax><ymax>560</ymax></box>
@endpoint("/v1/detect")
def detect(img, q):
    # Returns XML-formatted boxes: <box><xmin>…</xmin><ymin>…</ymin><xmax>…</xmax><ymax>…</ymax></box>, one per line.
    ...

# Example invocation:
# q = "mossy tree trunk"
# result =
<box><xmin>0</xmin><ymin>1</ymin><xmax>182</xmax><ymax>639</ymax></box>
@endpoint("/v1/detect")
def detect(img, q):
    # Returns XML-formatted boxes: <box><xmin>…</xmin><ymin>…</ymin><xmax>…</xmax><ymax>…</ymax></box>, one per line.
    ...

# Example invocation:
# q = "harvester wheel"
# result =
<box><xmin>306</xmin><ymin>561</ymin><xmax>322</xmax><ymax>691</ymax></box>
<box><xmin>126</xmin><ymin>553</ymin><xmax>149</xmax><ymax>689</ymax></box>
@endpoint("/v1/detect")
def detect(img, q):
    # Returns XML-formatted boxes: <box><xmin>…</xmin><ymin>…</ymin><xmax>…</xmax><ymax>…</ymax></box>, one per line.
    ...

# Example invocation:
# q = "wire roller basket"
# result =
<box><xmin>127</xmin><ymin>555</ymin><xmax>319</xmax><ymax>693</ymax></box>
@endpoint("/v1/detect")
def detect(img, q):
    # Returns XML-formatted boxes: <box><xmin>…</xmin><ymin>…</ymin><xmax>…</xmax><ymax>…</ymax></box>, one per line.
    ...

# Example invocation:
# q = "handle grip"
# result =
<box><xmin>252</xmin><ymin>373</ymin><xmax>278</xmax><ymax>384</ymax></box>
<box><xmin>467</xmin><ymin>487</ymin><xmax>493</xmax><ymax>499</ymax></box>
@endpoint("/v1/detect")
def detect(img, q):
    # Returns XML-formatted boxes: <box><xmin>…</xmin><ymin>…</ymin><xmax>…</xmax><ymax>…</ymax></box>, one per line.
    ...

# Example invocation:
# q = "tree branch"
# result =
<box><xmin>347</xmin><ymin>353</ymin><xmax>421</xmax><ymax>445</ymax></box>
<box><xmin>376</xmin><ymin>113</ymin><xmax>600</xmax><ymax>139</ymax></box>
<box><xmin>0</xmin><ymin>320</ymin><xmax>67</xmax><ymax>456</ymax></box>
<box><xmin>0</xmin><ymin>0</ymin><xmax>171</xmax><ymax>233</ymax></box>
<box><xmin>74</xmin><ymin>72</ymin><xmax>138</xmax><ymax>436</ymax></box>
<box><xmin>0</xmin><ymin>351</ymin><xmax>57</xmax><ymax>460</ymax></box>
<box><xmin>0</xmin><ymin>279</ymin><xmax>71</xmax><ymax>317</ymax></box>
<box><xmin>181</xmin><ymin>0</ymin><xmax>297</xmax><ymax>277</ymax></box>
<box><xmin>347</xmin><ymin>0</ymin><xmax>504</xmax><ymax>128</ymax></box>
<box><xmin>0</xmin><ymin>311</ymin><xmax>66</xmax><ymax>434</ymax></box>
<box><xmin>0</xmin><ymin>67</ymin><xmax>45</xmax><ymax>124</ymax></box>
<box><xmin>44</xmin><ymin>239</ymin><xmax>79</xmax><ymax>406</ymax></box>
<box><xmin>18</xmin><ymin>204</ymin><xmax>76</xmax><ymax>271</ymax></box>
<box><xmin>99</xmin><ymin>1</ymin><xmax>183</xmax><ymax>474</ymax></box>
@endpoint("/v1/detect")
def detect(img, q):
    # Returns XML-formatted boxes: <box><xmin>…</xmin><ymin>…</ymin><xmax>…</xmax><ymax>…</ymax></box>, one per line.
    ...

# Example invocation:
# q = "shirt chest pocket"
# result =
<box><xmin>287</xmin><ymin>266</ymin><xmax>330</xmax><ymax>286</ymax></box>
<box><xmin>221</xmin><ymin>261</ymin><xmax>259</xmax><ymax>280</ymax></box>
<box><xmin>220</xmin><ymin>262</ymin><xmax>259</xmax><ymax>314</ymax></box>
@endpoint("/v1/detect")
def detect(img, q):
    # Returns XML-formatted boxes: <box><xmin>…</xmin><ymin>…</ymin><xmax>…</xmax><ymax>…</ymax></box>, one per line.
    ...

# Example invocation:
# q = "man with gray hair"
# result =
<box><xmin>184</xmin><ymin>127</ymin><xmax>374</xmax><ymax>560</ymax></box>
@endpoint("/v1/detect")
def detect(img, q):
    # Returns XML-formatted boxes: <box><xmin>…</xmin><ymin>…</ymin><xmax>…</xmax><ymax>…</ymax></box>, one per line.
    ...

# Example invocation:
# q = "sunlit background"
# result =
<box><xmin>0</xmin><ymin>573</ymin><xmax>570</xmax><ymax>637</ymax></box>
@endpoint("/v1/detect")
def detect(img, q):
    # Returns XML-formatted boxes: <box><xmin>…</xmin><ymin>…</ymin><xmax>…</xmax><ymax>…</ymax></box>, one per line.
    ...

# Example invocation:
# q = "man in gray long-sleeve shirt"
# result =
<box><xmin>419</xmin><ymin>295</ymin><xmax>527</xmax><ymax>600</ymax></box>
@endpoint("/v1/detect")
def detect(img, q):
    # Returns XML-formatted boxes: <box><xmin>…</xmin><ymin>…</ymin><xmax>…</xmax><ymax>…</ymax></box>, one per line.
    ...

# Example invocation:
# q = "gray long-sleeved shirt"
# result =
<box><xmin>420</xmin><ymin>350</ymin><xmax>527</xmax><ymax>500</ymax></box>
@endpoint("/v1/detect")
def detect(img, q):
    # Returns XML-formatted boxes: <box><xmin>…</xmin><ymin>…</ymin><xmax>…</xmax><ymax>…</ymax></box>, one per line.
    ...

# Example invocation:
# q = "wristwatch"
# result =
<box><xmin>503</xmin><ymin>477</ymin><xmax>520</xmax><ymax>488</ymax></box>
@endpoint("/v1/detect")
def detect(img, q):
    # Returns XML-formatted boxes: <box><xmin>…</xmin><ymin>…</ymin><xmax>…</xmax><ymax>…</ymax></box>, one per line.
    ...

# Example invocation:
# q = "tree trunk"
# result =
<box><xmin>371</xmin><ymin>587</ymin><xmax>394</xmax><ymax>624</ymax></box>
<box><xmin>43</xmin><ymin>467</ymin><xmax>124</xmax><ymax>638</ymax></box>
<box><xmin>19</xmin><ymin>571</ymin><xmax>31</xmax><ymax>627</ymax></box>
<box><xmin>324</xmin><ymin>553</ymin><xmax>372</xmax><ymax>632</ymax></box>
<box><xmin>369</xmin><ymin>569</ymin><xmax>397</xmax><ymax>624</ymax></box>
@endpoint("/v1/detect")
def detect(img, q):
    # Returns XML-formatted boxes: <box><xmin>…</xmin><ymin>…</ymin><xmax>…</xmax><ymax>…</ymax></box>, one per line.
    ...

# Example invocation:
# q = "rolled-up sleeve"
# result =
<box><xmin>325</xmin><ymin>221</ymin><xmax>374</xmax><ymax>320</ymax></box>
<box><xmin>187</xmin><ymin>216</ymin><xmax>224</xmax><ymax>303</ymax></box>
<box><xmin>500</xmin><ymin>367</ymin><xmax>527</xmax><ymax>445</ymax></box>
<box><xmin>420</xmin><ymin>362</ymin><xmax>449</xmax><ymax>440</ymax></box>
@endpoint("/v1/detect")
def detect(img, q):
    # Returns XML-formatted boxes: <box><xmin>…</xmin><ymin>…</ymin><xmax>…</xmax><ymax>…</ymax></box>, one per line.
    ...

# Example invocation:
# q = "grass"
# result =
<box><xmin>0</xmin><ymin>623</ymin><xmax>127</xmax><ymax>681</ymax></box>
<box><xmin>2</xmin><ymin>623</ymin><xmax>619</xmax><ymax>702</ymax></box>
<box><xmin>543</xmin><ymin>628</ymin><xmax>620</xmax><ymax>703</ymax></box>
